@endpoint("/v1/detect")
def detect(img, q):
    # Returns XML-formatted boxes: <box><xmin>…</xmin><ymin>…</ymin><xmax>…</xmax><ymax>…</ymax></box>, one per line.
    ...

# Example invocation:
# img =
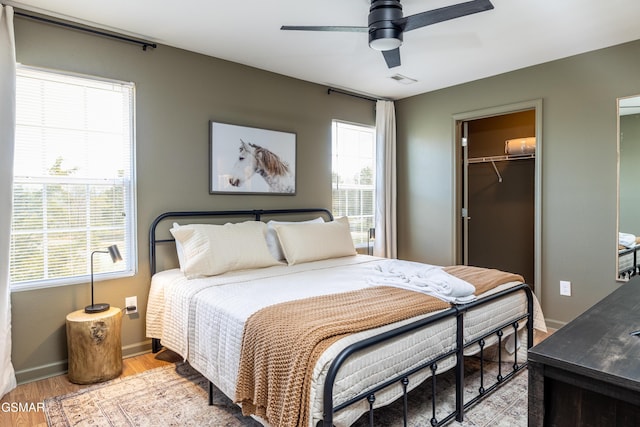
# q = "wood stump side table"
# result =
<box><xmin>66</xmin><ymin>307</ymin><xmax>123</xmax><ymax>384</ymax></box>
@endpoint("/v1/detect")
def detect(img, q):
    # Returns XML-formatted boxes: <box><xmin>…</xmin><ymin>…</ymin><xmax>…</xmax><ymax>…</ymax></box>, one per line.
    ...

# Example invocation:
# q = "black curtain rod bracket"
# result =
<box><xmin>14</xmin><ymin>9</ymin><xmax>157</xmax><ymax>51</ymax></box>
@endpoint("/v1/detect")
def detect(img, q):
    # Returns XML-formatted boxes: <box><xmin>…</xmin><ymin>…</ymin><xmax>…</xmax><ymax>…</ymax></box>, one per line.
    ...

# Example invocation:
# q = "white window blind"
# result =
<box><xmin>11</xmin><ymin>67</ymin><xmax>136</xmax><ymax>290</ymax></box>
<box><xmin>331</xmin><ymin>120</ymin><xmax>376</xmax><ymax>247</ymax></box>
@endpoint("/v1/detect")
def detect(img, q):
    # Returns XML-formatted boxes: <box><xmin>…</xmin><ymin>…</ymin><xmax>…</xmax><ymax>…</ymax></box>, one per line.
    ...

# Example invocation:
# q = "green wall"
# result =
<box><xmin>11</xmin><ymin>14</ymin><xmax>640</xmax><ymax>383</ymax></box>
<box><xmin>396</xmin><ymin>39</ymin><xmax>640</xmax><ymax>329</ymax></box>
<box><xmin>10</xmin><ymin>17</ymin><xmax>375</xmax><ymax>383</ymax></box>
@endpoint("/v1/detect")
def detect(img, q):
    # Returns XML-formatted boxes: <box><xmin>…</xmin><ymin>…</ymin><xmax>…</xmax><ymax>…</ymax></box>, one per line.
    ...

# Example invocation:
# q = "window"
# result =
<box><xmin>11</xmin><ymin>67</ymin><xmax>136</xmax><ymax>291</ymax></box>
<box><xmin>331</xmin><ymin>120</ymin><xmax>376</xmax><ymax>247</ymax></box>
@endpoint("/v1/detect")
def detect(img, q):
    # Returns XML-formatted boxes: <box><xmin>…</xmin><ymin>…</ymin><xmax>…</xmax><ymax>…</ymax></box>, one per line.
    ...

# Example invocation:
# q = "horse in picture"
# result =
<box><xmin>228</xmin><ymin>139</ymin><xmax>294</xmax><ymax>193</ymax></box>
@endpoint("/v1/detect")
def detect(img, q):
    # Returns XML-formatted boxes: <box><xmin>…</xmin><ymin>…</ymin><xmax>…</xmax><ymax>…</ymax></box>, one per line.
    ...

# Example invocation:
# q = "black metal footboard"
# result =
<box><xmin>321</xmin><ymin>306</ymin><xmax>459</xmax><ymax>427</ymax></box>
<box><xmin>319</xmin><ymin>283</ymin><xmax>534</xmax><ymax>427</ymax></box>
<box><xmin>455</xmin><ymin>284</ymin><xmax>534</xmax><ymax>421</ymax></box>
<box><xmin>618</xmin><ymin>245</ymin><xmax>639</xmax><ymax>280</ymax></box>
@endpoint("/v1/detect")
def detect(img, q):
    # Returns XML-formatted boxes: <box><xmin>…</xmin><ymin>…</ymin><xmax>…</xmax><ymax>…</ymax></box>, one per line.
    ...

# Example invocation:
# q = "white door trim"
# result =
<box><xmin>451</xmin><ymin>99</ymin><xmax>543</xmax><ymax>302</ymax></box>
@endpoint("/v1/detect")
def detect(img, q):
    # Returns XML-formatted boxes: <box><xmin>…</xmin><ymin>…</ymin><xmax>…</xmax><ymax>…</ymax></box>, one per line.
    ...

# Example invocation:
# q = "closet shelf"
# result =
<box><xmin>467</xmin><ymin>153</ymin><xmax>535</xmax><ymax>183</ymax></box>
<box><xmin>467</xmin><ymin>153</ymin><xmax>535</xmax><ymax>164</ymax></box>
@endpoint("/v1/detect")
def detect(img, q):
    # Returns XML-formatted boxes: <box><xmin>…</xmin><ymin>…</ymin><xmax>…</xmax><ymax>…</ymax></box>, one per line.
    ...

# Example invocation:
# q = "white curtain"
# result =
<box><xmin>373</xmin><ymin>100</ymin><xmax>397</xmax><ymax>259</ymax></box>
<box><xmin>0</xmin><ymin>4</ymin><xmax>17</xmax><ymax>398</ymax></box>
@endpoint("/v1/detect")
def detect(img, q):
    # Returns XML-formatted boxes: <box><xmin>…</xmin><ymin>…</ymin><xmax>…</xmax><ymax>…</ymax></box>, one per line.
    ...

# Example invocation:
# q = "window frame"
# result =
<box><xmin>331</xmin><ymin>119</ymin><xmax>376</xmax><ymax>249</ymax></box>
<box><xmin>10</xmin><ymin>65</ymin><xmax>138</xmax><ymax>292</ymax></box>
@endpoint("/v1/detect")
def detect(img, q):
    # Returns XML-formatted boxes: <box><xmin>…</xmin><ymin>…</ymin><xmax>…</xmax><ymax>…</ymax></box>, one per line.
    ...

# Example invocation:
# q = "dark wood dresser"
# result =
<box><xmin>528</xmin><ymin>279</ymin><xmax>640</xmax><ymax>426</ymax></box>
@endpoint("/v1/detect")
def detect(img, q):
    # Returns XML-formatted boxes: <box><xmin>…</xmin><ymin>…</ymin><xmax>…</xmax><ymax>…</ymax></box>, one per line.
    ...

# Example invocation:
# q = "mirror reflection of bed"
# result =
<box><xmin>617</xmin><ymin>95</ymin><xmax>640</xmax><ymax>281</ymax></box>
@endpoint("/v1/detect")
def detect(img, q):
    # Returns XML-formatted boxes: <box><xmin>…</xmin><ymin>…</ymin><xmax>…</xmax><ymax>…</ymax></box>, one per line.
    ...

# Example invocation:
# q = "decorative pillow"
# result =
<box><xmin>273</xmin><ymin>216</ymin><xmax>357</xmax><ymax>265</ymax></box>
<box><xmin>265</xmin><ymin>217</ymin><xmax>325</xmax><ymax>260</ymax></box>
<box><xmin>170</xmin><ymin>221</ymin><xmax>280</xmax><ymax>278</ymax></box>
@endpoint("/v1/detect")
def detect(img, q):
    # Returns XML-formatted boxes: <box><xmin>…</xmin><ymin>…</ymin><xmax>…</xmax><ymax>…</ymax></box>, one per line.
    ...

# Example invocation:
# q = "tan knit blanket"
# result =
<box><xmin>443</xmin><ymin>265</ymin><xmax>524</xmax><ymax>295</ymax></box>
<box><xmin>234</xmin><ymin>265</ymin><xmax>524</xmax><ymax>427</ymax></box>
<box><xmin>234</xmin><ymin>286</ymin><xmax>450</xmax><ymax>427</ymax></box>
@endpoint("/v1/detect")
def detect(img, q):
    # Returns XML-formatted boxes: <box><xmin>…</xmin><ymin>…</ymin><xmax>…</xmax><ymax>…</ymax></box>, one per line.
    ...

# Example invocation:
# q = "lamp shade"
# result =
<box><xmin>85</xmin><ymin>244</ymin><xmax>122</xmax><ymax>314</ymax></box>
<box><xmin>108</xmin><ymin>245</ymin><xmax>123</xmax><ymax>263</ymax></box>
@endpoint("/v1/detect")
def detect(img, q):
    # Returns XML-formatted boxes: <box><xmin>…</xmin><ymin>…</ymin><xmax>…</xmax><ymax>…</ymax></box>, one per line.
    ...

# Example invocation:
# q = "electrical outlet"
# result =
<box><xmin>560</xmin><ymin>280</ymin><xmax>571</xmax><ymax>296</ymax></box>
<box><xmin>125</xmin><ymin>296</ymin><xmax>138</xmax><ymax>314</ymax></box>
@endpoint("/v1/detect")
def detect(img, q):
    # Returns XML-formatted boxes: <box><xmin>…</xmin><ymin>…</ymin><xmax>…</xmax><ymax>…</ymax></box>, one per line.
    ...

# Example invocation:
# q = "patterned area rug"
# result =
<box><xmin>44</xmin><ymin>358</ymin><xmax>527</xmax><ymax>427</ymax></box>
<box><xmin>352</xmin><ymin>358</ymin><xmax>529</xmax><ymax>427</ymax></box>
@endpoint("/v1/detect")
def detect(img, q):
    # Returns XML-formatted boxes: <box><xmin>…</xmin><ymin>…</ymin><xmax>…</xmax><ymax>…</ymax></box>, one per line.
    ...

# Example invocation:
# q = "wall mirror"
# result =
<box><xmin>617</xmin><ymin>95</ymin><xmax>640</xmax><ymax>281</ymax></box>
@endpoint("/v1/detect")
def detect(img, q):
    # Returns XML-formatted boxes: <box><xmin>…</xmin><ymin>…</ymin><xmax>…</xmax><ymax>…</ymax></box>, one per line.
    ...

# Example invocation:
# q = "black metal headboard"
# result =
<box><xmin>149</xmin><ymin>208</ymin><xmax>333</xmax><ymax>275</ymax></box>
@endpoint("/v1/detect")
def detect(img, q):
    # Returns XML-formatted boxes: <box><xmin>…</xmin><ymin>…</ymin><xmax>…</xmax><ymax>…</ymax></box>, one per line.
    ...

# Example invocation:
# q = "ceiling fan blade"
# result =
<box><xmin>280</xmin><ymin>25</ymin><xmax>367</xmax><ymax>33</ymax></box>
<box><xmin>382</xmin><ymin>48</ymin><xmax>401</xmax><ymax>68</ymax></box>
<box><xmin>400</xmin><ymin>0</ymin><xmax>494</xmax><ymax>32</ymax></box>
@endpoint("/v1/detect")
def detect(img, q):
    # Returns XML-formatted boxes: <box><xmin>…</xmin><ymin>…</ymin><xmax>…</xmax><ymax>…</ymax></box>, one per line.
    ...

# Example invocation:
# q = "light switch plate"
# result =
<box><xmin>560</xmin><ymin>280</ymin><xmax>571</xmax><ymax>296</ymax></box>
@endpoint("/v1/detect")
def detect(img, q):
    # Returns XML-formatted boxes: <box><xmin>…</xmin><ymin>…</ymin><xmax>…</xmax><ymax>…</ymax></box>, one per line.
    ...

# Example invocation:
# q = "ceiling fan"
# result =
<box><xmin>281</xmin><ymin>0</ymin><xmax>494</xmax><ymax>69</ymax></box>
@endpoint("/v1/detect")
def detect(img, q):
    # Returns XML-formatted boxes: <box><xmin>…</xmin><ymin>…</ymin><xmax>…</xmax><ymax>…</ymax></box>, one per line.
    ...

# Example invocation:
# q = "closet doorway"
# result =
<box><xmin>453</xmin><ymin>100</ymin><xmax>542</xmax><ymax>299</ymax></box>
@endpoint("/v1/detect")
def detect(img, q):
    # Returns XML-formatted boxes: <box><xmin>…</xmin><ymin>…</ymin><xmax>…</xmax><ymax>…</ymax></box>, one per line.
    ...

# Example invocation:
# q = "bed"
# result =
<box><xmin>146</xmin><ymin>208</ymin><xmax>545</xmax><ymax>427</ymax></box>
<box><xmin>618</xmin><ymin>232</ymin><xmax>640</xmax><ymax>280</ymax></box>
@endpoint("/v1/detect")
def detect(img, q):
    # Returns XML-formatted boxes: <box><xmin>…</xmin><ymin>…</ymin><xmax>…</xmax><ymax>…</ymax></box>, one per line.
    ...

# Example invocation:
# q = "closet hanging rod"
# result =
<box><xmin>13</xmin><ymin>9</ymin><xmax>157</xmax><ymax>51</ymax></box>
<box><xmin>467</xmin><ymin>153</ymin><xmax>535</xmax><ymax>164</ymax></box>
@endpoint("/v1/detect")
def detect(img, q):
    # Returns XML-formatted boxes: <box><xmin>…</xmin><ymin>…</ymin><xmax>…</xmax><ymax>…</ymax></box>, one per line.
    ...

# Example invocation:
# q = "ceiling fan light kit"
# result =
<box><xmin>368</xmin><ymin>0</ymin><xmax>404</xmax><ymax>51</ymax></box>
<box><xmin>369</xmin><ymin>32</ymin><xmax>402</xmax><ymax>51</ymax></box>
<box><xmin>281</xmin><ymin>0</ymin><xmax>494</xmax><ymax>69</ymax></box>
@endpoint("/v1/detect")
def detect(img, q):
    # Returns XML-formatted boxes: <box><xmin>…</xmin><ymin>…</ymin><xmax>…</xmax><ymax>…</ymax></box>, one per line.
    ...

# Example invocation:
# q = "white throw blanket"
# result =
<box><xmin>619</xmin><ymin>232</ymin><xmax>637</xmax><ymax>248</ymax></box>
<box><xmin>369</xmin><ymin>260</ymin><xmax>476</xmax><ymax>303</ymax></box>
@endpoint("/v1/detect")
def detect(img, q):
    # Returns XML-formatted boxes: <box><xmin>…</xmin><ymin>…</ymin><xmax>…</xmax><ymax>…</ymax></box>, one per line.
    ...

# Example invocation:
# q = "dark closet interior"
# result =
<box><xmin>465</xmin><ymin>110</ymin><xmax>536</xmax><ymax>286</ymax></box>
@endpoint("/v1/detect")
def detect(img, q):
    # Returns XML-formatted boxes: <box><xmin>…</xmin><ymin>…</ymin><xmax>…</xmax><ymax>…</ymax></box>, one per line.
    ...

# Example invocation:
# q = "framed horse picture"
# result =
<box><xmin>209</xmin><ymin>121</ymin><xmax>296</xmax><ymax>195</ymax></box>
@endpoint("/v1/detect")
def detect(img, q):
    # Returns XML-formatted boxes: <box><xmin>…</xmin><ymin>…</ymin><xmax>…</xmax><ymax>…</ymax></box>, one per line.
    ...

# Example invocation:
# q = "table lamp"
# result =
<box><xmin>85</xmin><ymin>244</ymin><xmax>122</xmax><ymax>314</ymax></box>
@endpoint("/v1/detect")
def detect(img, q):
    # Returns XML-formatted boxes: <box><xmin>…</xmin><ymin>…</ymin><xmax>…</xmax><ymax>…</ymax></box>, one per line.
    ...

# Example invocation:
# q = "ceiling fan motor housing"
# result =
<box><xmin>368</xmin><ymin>0</ymin><xmax>404</xmax><ymax>51</ymax></box>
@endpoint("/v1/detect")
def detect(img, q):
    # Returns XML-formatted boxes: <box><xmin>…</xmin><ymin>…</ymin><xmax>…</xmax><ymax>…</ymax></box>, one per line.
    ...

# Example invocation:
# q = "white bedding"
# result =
<box><xmin>146</xmin><ymin>255</ymin><xmax>545</xmax><ymax>427</ymax></box>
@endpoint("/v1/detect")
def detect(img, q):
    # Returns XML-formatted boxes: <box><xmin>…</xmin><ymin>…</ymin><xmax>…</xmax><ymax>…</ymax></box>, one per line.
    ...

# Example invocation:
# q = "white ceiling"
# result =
<box><xmin>6</xmin><ymin>0</ymin><xmax>640</xmax><ymax>100</ymax></box>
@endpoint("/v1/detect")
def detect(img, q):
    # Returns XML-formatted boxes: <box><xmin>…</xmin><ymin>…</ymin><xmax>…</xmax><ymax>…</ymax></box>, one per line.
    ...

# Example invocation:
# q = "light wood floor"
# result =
<box><xmin>0</xmin><ymin>349</ymin><xmax>182</xmax><ymax>427</ymax></box>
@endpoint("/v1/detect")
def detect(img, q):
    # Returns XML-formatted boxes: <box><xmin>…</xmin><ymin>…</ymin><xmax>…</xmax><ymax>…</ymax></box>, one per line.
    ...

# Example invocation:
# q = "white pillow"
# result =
<box><xmin>265</xmin><ymin>217</ymin><xmax>325</xmax><ymax>260</ymax></box>
<box><xmin>170</xmin><ymin>221</ymin><xmax>280</xmax><ymax>278</ymax></box>
<box><xmin>173</xmin><ymin>222</ymin><xmax>187</xmax><ymax>271</ymax></box>
<box><xmin>273</xmin><ymin>216</ymin><xmax>357</xmax><ymax>265</ymax></box>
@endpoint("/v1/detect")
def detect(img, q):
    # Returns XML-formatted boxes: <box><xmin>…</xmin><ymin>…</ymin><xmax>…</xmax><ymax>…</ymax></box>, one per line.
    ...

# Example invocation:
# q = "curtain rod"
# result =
<box><xmin>327</xmin><ymin>87</ymin><xmax>383</xmax><ymax>103</ymax></box>
<box><xmin>13</xmin><ymin>9</ymin><xmax>157</xmax><ymax>51</ymax></box>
